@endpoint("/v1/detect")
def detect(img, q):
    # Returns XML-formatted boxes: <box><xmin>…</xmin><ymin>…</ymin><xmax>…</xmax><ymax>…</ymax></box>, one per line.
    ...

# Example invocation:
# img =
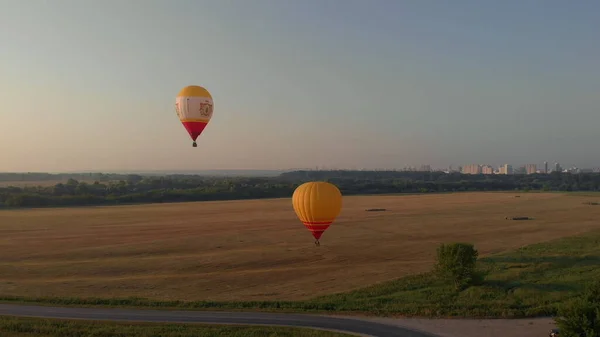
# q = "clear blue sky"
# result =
<box><xmin>1</xmin><ymin>0</ymin><xmax>599</xmax><ymax>172</ymax></box>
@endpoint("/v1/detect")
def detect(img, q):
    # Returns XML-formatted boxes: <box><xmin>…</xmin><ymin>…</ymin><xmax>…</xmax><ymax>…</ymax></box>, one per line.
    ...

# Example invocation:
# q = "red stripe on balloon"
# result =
<box><xmin>181</xmin><ymin>121</ymin><xmax>208</xmax><ymax>141</ymax></box>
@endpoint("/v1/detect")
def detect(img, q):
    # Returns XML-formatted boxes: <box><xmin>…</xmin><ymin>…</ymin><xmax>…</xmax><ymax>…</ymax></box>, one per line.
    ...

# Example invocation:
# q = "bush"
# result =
<box><xmin>555</xmin><ymin>280</ymin><xmax>600</xmax><ymax>336</ymax></box>
<box><xmin>434</xmin><ymin>242</ymin><xmax>479</xmax><ymax>290</ymax></box>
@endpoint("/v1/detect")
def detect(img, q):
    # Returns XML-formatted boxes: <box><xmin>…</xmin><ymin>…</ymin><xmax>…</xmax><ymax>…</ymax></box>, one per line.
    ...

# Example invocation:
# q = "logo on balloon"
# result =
<box><xmin>199</xmin><ymin>102</ymin><xmax>213</xmax><ymax>118</ymax></box>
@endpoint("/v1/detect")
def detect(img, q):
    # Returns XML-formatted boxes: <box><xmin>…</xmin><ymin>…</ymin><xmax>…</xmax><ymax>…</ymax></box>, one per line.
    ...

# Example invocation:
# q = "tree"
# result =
<box><xmin>2</xmin><ymin>170</ymin><xmax>600</xmax><ymax>209</ymax></box>
<box><xmin>555</xmin><ymin>280</ymin><xmax>600</xmax><ymax>337</ymax></box>
<box><xmin>434</xmin><ymin>242</ymin><xmax>479</xmax><ymax>290</ymax></box>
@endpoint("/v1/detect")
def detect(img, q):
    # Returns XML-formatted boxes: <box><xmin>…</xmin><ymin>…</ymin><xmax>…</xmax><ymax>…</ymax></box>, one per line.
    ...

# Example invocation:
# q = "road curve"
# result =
<box><xmin>0</xmin><ymin>304</ymin><xmax>439</xmax><ymax>337</ymax></box>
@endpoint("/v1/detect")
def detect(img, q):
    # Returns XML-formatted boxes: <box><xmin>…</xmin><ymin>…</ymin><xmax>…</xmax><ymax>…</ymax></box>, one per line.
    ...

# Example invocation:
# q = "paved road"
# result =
<box><xmin>0</xmin><ymin>304</ymin><xmax>439</xmax><ymax>337</ymax></box>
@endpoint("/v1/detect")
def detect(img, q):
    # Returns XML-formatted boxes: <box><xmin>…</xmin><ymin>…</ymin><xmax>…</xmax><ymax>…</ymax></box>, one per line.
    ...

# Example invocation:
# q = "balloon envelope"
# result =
<box><xmin>175</xmin><ymin>85</ymin><xmax>214</xmax><ymax>145</ymax></box>
<box><xmin>292</xmin><ymin>181</ymin><xmax>342</xmax><ymax>242</ymax></box>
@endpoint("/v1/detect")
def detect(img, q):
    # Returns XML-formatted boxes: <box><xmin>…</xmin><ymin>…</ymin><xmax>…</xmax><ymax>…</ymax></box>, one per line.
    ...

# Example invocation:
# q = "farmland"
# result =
<box><xmin>1</xmin><ymin>192</ymin><xmax>599</xmax><ymax>305</ymax></box>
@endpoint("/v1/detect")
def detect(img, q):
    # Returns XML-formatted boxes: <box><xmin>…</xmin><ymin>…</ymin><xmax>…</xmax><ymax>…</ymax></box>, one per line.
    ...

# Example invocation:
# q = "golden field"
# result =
<box><xmin>0</xmin><ymin>192</ymin><xmax>599</xmax><ymax>302</ymax></box>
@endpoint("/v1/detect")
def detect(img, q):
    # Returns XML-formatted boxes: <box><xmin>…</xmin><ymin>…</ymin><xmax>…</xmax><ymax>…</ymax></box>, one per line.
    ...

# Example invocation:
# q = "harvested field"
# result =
<box><xmin>0</xmin><ymin>192</ymin><xmax>599</xmax><ymax>302</ymax></box>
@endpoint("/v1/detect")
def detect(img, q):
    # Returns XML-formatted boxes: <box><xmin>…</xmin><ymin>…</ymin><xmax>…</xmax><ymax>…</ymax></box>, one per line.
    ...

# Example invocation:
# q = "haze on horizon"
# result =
<box><xmin>1</xmin><ymin>0</ymin><xmax>599</xmax><ymax>172</ymax></box>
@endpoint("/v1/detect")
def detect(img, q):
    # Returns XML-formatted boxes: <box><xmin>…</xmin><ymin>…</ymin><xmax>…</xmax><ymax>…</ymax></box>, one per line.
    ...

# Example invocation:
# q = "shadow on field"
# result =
<box><xmin>484</xmin><ymin>280</ymin><xmax>579</xmax><ymax>292</ymax></box>
<box><xmin>478</xmin><ymin>254</ymin><xmax>600</xmax><ymax>293</ymax></box>
<box><xmin>483</xmin><ymin>255</ymin><xmax>600</xmax><ymax>266</ymax></box>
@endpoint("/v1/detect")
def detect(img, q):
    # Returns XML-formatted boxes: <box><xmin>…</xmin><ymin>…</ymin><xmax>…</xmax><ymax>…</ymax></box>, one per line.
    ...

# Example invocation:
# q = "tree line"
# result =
<box><xmin>1</xmin><ymin>170</ymin><xmax>600</xmax><ymax>209</ymax></box>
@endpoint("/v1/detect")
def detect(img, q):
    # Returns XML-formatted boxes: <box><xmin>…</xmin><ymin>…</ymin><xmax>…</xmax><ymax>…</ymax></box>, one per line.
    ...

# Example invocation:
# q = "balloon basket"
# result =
<box><xmin>314</xmin><ymin>240</ymin><xmax>320</xmax><ymax>247</ymax></box>
<box><xmin>192</xmin><ymin>142</ymin><xmax>197</xmax><ymax>147</ymax></box>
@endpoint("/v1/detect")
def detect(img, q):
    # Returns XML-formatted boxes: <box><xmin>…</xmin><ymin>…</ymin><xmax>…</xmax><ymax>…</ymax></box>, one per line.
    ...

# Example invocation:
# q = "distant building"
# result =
<box><xmin>481</xmin><ymin>165</ymin><xmax>494</xmax><ymax>174</ymax></box>
<box><xmin>447</xmin><ymin>165</ymin><xmax>460</xmax><ymax>173</ymax></box>
<box><xmin>499</xmin><ymin>164</ymin><xmax>513</xmax><ymax>175</ymax></box>
<box><xmin>525</xmin><ymin>164</ymin><xmax>537</xmax><ymax>175</ymax></box>
<box><xmin>419</xmin><ymin>165</ymin><xmax>432</xmax><ymax>172</ymax></box>
<box><xmin>462</xmin><ymin>164</ymin><xmax>482</xmax><ymax>174</ymax></box>
<box><xmin>554</xmin><ymin>162</ymin><xmax>562</xmax><ymax>173</ymax></box>
<box><xmin>514</xmin><ymin>166</ymin><xmax>526</xmax><ymax>174</ymax></box>
<box><xmin>544</xmin><ymin>161</ymin><xmax>548</xmax><ymax>174</ymax></box>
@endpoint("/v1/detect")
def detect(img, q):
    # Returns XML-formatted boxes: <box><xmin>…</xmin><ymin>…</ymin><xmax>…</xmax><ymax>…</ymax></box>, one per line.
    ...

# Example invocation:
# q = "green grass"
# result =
<box><xmin>3</xmin><ymin>231</ymin><xmax>600</xmax><ymax>318</ymax></box>
<box><xmin>317</xmin><ymin>232</ymin><xmax>600</xmax><ymax>318</ymax></box>
<box><xmin>0</xmin><ymin>316</ymin><xmax>352</xmax><ymax>337</ymax></box>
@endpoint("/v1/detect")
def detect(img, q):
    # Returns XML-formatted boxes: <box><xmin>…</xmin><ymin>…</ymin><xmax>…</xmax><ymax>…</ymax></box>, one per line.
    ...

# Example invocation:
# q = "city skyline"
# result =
<box><xmin>448</xmin><ymin>161</ymin><xmax>595</xmax><ymax>175</ymax></box>
<box><xmin>0</xmin><ymin>159</ymin><xmax>597</xmax><ymax>174</ymax></box>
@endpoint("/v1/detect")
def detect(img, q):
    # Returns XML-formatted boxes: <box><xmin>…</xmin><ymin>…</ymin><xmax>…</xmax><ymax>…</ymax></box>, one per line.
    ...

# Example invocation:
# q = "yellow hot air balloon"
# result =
<box><xmin>292</xmin><ymin>181</ymin><xmax>342</xmax><ymax>246</ymax></box>
<box><xmin>175</xmin><ymin>85</ymin><xmax>214</xmax><ymax>147</ymax></box>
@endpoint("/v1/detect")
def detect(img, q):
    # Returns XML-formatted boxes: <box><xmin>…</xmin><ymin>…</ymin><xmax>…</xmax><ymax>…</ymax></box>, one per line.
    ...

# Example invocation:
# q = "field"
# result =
<box><xmin>0</xmin><ymin>316</ymin><xmax>350</xmax><ymax>337</ymax></box>
<box><xmin>1</xmin><ymin>192</ymin><xmax>599</xmax><ymax>304</ymax></box>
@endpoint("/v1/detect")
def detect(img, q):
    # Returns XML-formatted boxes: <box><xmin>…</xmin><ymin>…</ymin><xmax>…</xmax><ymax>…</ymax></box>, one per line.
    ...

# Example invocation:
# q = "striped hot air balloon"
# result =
<box><xmin>292</xmin><ymin>181</ymin><xmax>343</xmax><ymax>246</ymax></box>
<box><xmin>174</xmin><ymin>85</ymin><xmax>214</xmax><ymax>147</ymax></box>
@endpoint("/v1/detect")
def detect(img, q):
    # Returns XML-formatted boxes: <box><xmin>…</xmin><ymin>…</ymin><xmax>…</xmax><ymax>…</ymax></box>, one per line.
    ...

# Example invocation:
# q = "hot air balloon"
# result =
<box><xmin>175</xmin><ymin>85</ymin><xmax>214</xmax><ymax>147</ymax></box>
<box><xmin>292</xmin><ymin>181</ymin><xmax>342</xmax><ymax>246</ymax></box>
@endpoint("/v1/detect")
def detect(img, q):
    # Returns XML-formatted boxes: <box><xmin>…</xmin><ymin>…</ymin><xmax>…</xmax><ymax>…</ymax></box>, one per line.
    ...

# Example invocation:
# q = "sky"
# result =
<box><xmin>1</xmin><ymin>0</ymin><xmax>599</xmax><ymax>172</ymax></box>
